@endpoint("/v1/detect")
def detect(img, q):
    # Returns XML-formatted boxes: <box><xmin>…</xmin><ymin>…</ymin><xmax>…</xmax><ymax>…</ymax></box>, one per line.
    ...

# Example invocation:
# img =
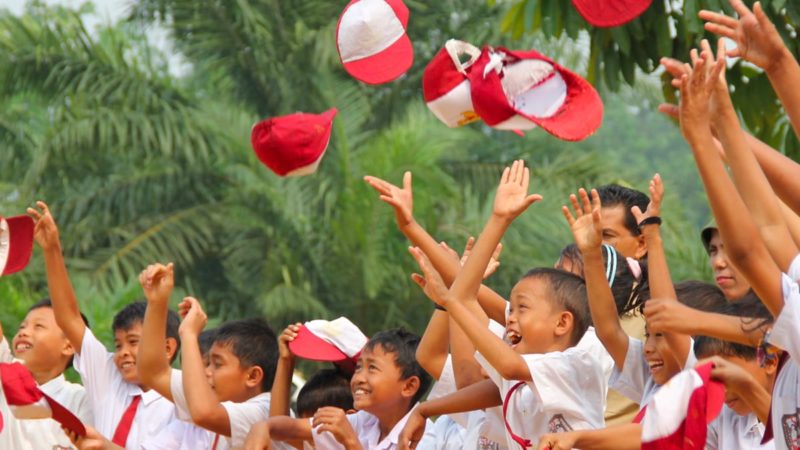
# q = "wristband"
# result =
<box><xmin>434</xmin><ymin>304</ymin><xmax>447</xmax><ymax>312</ymax></box>
<box><xmin>638</xmin><ymin>216</ymin><xmax>662</xmax><ymax>229</ymax></box>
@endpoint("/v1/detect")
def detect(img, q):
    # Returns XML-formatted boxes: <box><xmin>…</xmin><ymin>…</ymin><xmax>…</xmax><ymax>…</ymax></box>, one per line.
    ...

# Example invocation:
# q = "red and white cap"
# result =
<box><xmin>0</xmin><ymin>362</ymin><xmax>86</xmax><ymax>437</ymax></box>
<box><xmin>423</xmin><ymin>39</ymin><xmax>482</xmax><ymax>128</ymax></box>
<box><xmin>336</xmin><ymin>0</ymin><xmax>413</xmax><ymax>85</ymax></box>
<box><xmin>251</xmin><ymin>108</ymin><xmax>338</xmax><ymax>177</ymax></box>
<box><xmin>0</xmin><ymin>216</ymin><xmax>34</xmax><ymax>277</ymax></box>
<box><xmin>289</xmin><ymin>317</ymin><xmax>368</xmax><ymax>364</ymax></box>
<box><xmin>469</xmin><ymin>47</ymin><xmax>603</xmax><ymax>141</ymax></box>
<box><xmin>571</xmin><ymin>0</ymin><xmax>653</xmax><ymax>28</ymax></box>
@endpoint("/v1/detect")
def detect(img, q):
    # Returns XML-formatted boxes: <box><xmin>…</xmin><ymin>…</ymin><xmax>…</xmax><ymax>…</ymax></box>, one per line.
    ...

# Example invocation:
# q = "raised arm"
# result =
<box><xmin>26</xmin><ymin>202</ymin><xmax>87</xmax><ymax>351</ymax></box>
<box><xmin>270</xmin><ymin>324</ymin><xmax>300</xmax><ymax>417</ymax></box>
<box><xmin>138</xmin><ymin>263</ymin><xmax>176</xmax><ymax>400</ymax></box>
<box><xmin>644</xmin><ymin>299</ymin><xmax>765</xmax><ymax>347</ymax></box>
<box><xmin>563</xmin><ymin>189</ymin><xmax>629</xmax><ymax>368</ymax></box>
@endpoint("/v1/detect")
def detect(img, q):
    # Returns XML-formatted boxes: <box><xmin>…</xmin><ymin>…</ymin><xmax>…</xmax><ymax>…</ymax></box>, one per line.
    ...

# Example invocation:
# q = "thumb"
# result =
<box><xmin>657</xmin><ymin>103</ymin><xmax>680</xmax><ymax>119</ymax></box>
<box><xmin>411</xmin><ymin>273</ymin><xmax>426</xmax><ymax>288</ymax></box>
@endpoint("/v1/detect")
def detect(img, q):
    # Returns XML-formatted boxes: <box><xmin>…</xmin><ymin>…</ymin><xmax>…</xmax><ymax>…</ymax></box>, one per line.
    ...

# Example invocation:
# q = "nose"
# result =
<box><xmin>710</xmin><ymin>252</ymin><xmax>727</xmax><ymax>270</ymax></box>
<box><xmin>643</xmin><ymin>335</ymin><xmax>656</xmax><ymax>355</ymax></box>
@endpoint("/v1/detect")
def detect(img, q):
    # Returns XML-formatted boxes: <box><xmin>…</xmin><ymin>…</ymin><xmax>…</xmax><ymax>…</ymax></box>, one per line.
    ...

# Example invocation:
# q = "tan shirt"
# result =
<box><xmin>603</xmin><ymin>311</ymin><xmax>645</xmax><ymax>425</ymax></box>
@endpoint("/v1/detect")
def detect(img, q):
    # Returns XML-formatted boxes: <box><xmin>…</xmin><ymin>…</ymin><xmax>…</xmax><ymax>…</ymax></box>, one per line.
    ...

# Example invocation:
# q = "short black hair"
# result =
<box><xmin>595</xmin><ymin>184</ymin><xmax>650</xmax><ymax>236</ymax></box>
<box><xmin>112</xmin><ymin>301</ymin><xmax>181</xmax><ymax>362</ymax></box>
<box><xmin>363</xmin><ymin>328</ymin><xmax>432</xmax><ymax>406</ymax></box>
<box><xmin>198</xmin><ymin>328</ymin><xmax>218</xmax><ymax>357</ymax></box>
<box><xmin>296</xmin><ymin>368</ymin><xmax>353</xmax><ymax>417</ymax></box>
<box><xmin>521</xmin><ymin>268</ymin><xmax>590</xmax><ymax>345</ymax></box>
<box><xmin>213</xmin><ymin>318</ymin><xmax>278</xmax><ymax>392</ymax></box>
<box><xmin>674</xmin><ymin>281</ymin><xmax>727</xmax><ymax>312</ymax></box>
<box><xmin>694</xmin><ymin>294</ymin><xmax>773</xmax><ymax>359</ymax></box>
<box><xmin>27</xmin><ymin>299</ymin><xmax>90</xmax><ymax>369</ymax></box>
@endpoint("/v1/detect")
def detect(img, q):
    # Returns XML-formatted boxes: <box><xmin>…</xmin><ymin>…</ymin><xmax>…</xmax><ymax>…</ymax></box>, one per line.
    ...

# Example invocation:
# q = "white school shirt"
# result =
<box><xmin>311</xmin><ymin>406</ymin><xmax>435</xmax><ymax>450</ymax></box>
<box><xmin>763</xmin><ymin>254</ymin><xmax>800</xmax><ymax>450</ymax></box>
<box><xmin>168</xmin><ymin>369</ymin><xmax>271</xmax><ymax>449</ymax></box>
<box><xmin>141</xmin><ymin>417</ymin><xmax>214</xmax><ymax>450</ymax></box>
<box><xmin>609</xmin><ymin>336</ymin><xmax>698</xmax><ymax>407</ymax></box>
<box><xmin>706</xmin><ymin>406</ymin><xmax>772</xmax><ymax>450</ymax></box>
<box><xmin>74</xmin><ymin>327</ymin><xmax>178</xmax><ymax>449</ymax></box>
<box><xmin>476</xmin><ymin>345</ymin><xmax>606</xmax><ymax>450</ymax></box>
<box><xmin>0</xmin><ymin>338</ymin><xmax>93</xmax><ymax>449</ymax></box>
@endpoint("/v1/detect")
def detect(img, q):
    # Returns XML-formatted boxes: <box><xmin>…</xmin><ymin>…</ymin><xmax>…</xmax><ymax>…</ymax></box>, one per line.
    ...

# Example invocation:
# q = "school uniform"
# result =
<box><xmin>311</xmin><ymin>405</ymin><xmax>435</xmax><ymax>450</ymax></box>
<box><xmin>168</xmin><ymin>369</ymin><xmax>271</xmax><ymax>449</ymax></box>
<box><xmin>141</xmin><ymin>417</ymin><xmax>214</xmax><ymax>450</ymax></box>
<box><xmin>476</xmin><ymin>344</ymin><xmax>606</xmax><ymax>449</ymax></box>
<box><xmin>74</xmin><ymin>327</ymin><xmax>178</xmax><ymax>449</ymax></box>
<box><xmin>762</xmin><ymin>254</ymin><xmax>800</xmax><ymax>450</ymax></box>
<box><xmin>0</xmin><ymin>338</ymin><xmax>92</xmax><ymax>449</ymax></box>
<box><xmin>609</xmin><ymin>336</ymin><xmax>697</xmax><ymax>407</ymax></box>
<box><xmin>706</xmin><ymin>406</ymin><xmax>772</xmax><ymax>450</ymax></box>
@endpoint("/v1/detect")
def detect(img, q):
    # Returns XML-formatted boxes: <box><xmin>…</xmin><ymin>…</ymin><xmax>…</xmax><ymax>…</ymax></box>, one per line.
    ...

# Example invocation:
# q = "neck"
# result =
<box><xmin>30</xmin><ymin>366</ymin><xmax>62</xmax><ymax>386</ymax></box>
<box><xmin>372</xmin><ymin>401</ymin><xmax>412</xmax><ymax>441</ymax></box>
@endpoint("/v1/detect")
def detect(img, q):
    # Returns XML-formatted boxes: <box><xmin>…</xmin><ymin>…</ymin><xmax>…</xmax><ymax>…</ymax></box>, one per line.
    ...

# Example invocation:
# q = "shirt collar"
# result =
<box><xmin>375</xmin><ymin>403</ymin><xmax>419</xmax><ymax>450</ymax></box>
<box><xmin>39</xmin><ymin>374</ymin><xmax>66</xmax><ymax>396</ymax></box>
<box><xmin>744</xmin><ymin>413</ymin><xmax>764</xmax><ymax>437</ymax></box>
<box><xmin>139</xmin><ymin>388</ymin><xmax>164</xmax><ymax>406</ymax></box>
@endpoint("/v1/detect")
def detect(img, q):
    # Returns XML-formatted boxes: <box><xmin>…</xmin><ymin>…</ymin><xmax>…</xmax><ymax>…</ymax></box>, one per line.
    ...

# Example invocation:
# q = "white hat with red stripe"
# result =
<box><xmin>0</xmin><ymin>216</ymin><xmax>34</xmax><ymax>277</ymax></box>
<box><xmin>336</xmin><ymin>0</ymin><xmax>413</xmax><ymax>85</ymax></box>
<box><xmin>469</xmin><ymin>46</ymin><xmax>603</xmax><ymax>141</ymax></box>
<box><xmin>288</xmin><ymin>317</ymin><xmax>368</xmax><ymax>365</ymax></box>
<box><xmin>423</xmin><ymin>39</ymin><xmax>482</xmax><ymax>128</ymax></box>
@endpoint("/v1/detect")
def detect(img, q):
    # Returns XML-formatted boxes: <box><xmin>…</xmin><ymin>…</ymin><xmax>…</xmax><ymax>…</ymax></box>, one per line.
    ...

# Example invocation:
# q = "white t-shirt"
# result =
<box><xmin>74</xmin><ymin>327</ymin><xmax>178</xmax><ymax>449</ymax></box>
<box><xmin>764</xmin><ymin>254</ymin><xmax>800</xmax><ymax>450</ymax></box>
<box><xmin>706</xmin><ymin>406</ymin><xmax>772</xmax><ymax>450</ymax></box>
<box><xmin>168</xmin><ymin>368</ymin><xmax>271</xmax><ymax>449</ymax></box>
<box><xmin>476</xmin><ymin>345</ymin><xmax>606</xmax><ymax>449</ymax></box>
<box><xmin>311</xmin><ymin>406</ymin><xmax>434</xmax><ymax>450</ymax></box>
<box><xmin>609</xmin><ymin>336</ymin><xmax>697</xmax><ymax>407</ymax></box>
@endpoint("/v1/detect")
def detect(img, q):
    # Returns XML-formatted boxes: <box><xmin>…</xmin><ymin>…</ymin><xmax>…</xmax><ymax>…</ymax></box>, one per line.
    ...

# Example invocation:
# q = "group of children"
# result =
<box><xmin>3</xmin><ymin>0</ymin><xmax>800</xmax><ymax>449</ymax></box>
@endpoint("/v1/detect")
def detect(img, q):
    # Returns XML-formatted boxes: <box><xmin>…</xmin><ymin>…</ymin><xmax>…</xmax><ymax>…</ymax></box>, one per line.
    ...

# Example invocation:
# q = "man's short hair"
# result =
<box><xmin>522</xmin><ymin>268</ymin><xmax>590</xmax><ymax>346</ymax></box>
<box><xmin>296</xmin><ymin>368</ymin><xmax>353</xmax><ymax>417</ymax></box>
<box><xmin>213</xmin><ymin>318</ymin><xmax>278</xmax><ymax>392</ymax></box>
<box><xmin>595</xmin><ymin>184</ymin><xmax>650</xmax><ymax>236</ymax></box>
<box><xmin>28</xmin><ymin>299</ymin><xmax>90</xmax><ymax>369</ymax></box>
<box><xmin>363</xmin><ymin>328</ymin><xmax>433</xmax><ymax>405</ymax></box>
<box><xmin>112</xmin><ymin>301</ymin><xmax>181</xmax><ymax>362</ymax></box>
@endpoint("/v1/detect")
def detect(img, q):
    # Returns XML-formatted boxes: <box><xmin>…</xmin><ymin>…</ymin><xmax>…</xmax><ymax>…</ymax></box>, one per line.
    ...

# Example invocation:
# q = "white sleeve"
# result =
<box><xmin>788</xmin><ymin>253</ymin><xmax>800</xmax><ymax>282</ymax></box>
<box><xmin>474</xmin><ymin>351</ymin><xmax>503</xmax><ymax>389</ymax></box>
<box><xmin>73</xmin><ymin>327</ymin><xmax>119</xmax><ymax>403</ymax></box>
<box><xmin>222</xmin><ymin>397</ymin><xmax>270</xmax><ymax>447</ymax></box>
<box><xmin>705</xmin><ymin>415</ymin><xmax>720</xmax><ymax>450</ymax></box>
<box><xmin>427</xmin><ymin>356</ymin><xmax>456</xmax><ymax>400</ymax></box>
<box><xmin>684</xmin><ymin>338</ymin><xmax>697</xmax><ymax>369</ymax></box>
<box><xmin>609</xmin><ymin>337</ymin><xmax>649</xmax><ymax>403</ymax></box>
<box><xmin>0</xmin><ymin>338</ymin><xmax>12</xmax><ymax>363</ymax></box>
<box><xmin>768</xmin><ymin>273</ymin><xmax>800</xmax><ymax>362</ymax></box>
<box><xmin>169</xmin><ymin>369</ymin><xmax>194</xmax><ymax>422</ymax></box>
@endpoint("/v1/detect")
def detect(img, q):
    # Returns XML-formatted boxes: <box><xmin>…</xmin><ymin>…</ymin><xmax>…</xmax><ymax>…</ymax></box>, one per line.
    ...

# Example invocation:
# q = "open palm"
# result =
<box><xmin>563</xmin><ymin>189</ymin><xmax>603</xmax><ymax>252</ymax></box>
<box><xmin>492</xmin><ymin>160</ymin><xmax>542</xmax><ymax>220</ymax></box>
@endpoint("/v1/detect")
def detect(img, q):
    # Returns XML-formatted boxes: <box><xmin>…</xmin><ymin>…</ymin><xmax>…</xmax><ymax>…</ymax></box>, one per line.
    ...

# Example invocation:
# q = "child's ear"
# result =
<box><xmin>165</xmin><ymin>337</ymin><xmax>179</xmax><ymax>361</ymax></box>
<box><xmin>61</xmin><ymin>339</ymin><xmax>75</xmax><ymax>358</ymax></box>
<box><xmin>634</xmin><ymin>235</ymin><xmax>648</xmax><ymax>259</ymax></box>
<box><xmin>554</xmin><ymin>311</ymin><xmax>574</xmax><ymax>340</ymax></box>
<box><xmin>764</xmin><ymin>353</ymin><xmax>780</xmax><ymax>377</ymax></box>
<box><xmin>400</xmin><ymin>375</ymin><xmax>421</xmax><ymax>400</ymax></box>
<box><xmin>245</xmin><ymin>365</ymin><xmax>264</xmax><ymax>390</ymax></box>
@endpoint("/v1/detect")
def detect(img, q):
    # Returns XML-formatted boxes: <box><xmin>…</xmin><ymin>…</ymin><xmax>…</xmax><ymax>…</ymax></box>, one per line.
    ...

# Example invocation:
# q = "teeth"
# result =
<box><xmin>15</xmin><ymin>344</ymin><xmax>31</xmax><ymax>351</ymax></box>
<box><xmin>354</xmin><ymin>389</ymin><xmax>368</xmax><ymax>395</ymax></box>
<box><xmin>647</xmin><ymin>361</ymin><xmax>663</xmax><ymax>368</ymax></box>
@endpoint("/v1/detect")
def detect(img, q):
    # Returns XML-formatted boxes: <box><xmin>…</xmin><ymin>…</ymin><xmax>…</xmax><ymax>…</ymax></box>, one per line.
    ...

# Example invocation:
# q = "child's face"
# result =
<box><xmin>600</xmin><ymin>205</ymin><xmax>646</xmax><ymax>259</ymax></box>
<box><xmin>719</xmin><ymin>355</ymin><xmax>770</xmax><ymax>416</ymax></box>
<box><xmin>506</xmin><ymin>277</ymin><xmax>567</xmax><ymax>355</ymax></box>
<box><xmin>114</xmin><ymin>322</ymin><xmax>143</xmax><ymax>384</ymax></box>
<box><xmin>12</xmin><ymin>307</ymin><xmax>72</xmax><ymax>374</ymax></box>
<box><xmin>643</xmin><ymin>326</ymin><xmax>682</xmax><ymax>386</ymax></box>
<box><xmin>707</xmin><ymin>231</ymin><xmax>751</xmax><ymax>300</ymax></box>
<box><xmin>350</xmin><ymin>345</ymin><xmax>410</xmax><ymax>414</ymax></box>
<box><xmin>205</xmin><ymin>341</ymin><xmax>254</xmax><ymax>403</ymax></box>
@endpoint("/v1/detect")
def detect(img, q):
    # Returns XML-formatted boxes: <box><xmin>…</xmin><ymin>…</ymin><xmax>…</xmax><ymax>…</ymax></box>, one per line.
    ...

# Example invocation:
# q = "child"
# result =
<box><xmin>137</xmin><ymin>263</ymin><xmax>278</xmax><ymax>449</ymax></box>
<box><xmin>241</xmin><ymin>327</ymin><xmax>433</xmax><ymax>450</ymax></box>
<box><xmin>27</xmin><ymin>201</ymin><xmax>180</xmax><ymax>448</ymax></box>
<box><xmin>401</xmin><ymin>160</ymin><xmax>605</xmax><ymax>448</ymax></box>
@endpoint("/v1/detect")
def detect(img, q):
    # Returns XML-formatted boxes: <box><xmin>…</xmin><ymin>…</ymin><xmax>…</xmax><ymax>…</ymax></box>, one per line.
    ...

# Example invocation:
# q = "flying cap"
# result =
<box><xmin>0</xmin><ymin>216</ymin><xmax>34</xmax><ymax>276</ymax></box>
<box><xmin>289</xmin><ymin>317</ymin><xmax>368</xmax><ymax>364</ymax></box>
<box><xmin>336</xmin><ymin>0</ymin><xmax>413</xmax><ymax>85</ymax></box>
<box><xmin>0</xmin><ymin>363</ymin><xmax>86</xmax><ymax>437</ymax></box>
<box><xmin>423</xmin><ymin>39</ymin><xmax>482</xmax><ymax>128</ymax></box>
<box><xmin>469</xmin><ymin>47</ymin><xmax>603</xmax><ymax>141</ymax></box>
<box><xmin>251</xmin><ymin>108</ymin><xmax>338</xmax><ymax>177</ymax></box>
<box><xmin>571</xmin><ymin>0</ymin><xmax>653</xmax><ymax>28</ymax></box>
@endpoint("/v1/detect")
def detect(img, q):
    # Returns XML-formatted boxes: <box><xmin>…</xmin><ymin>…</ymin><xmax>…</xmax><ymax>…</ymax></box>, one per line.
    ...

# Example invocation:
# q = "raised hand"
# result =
<box><xmin>460</xmin><ymin>237</ymin><xmax>503</xmax><ymax>280</ymax></box>
<box><xmin>536</xmin><ymin>432</ymin><xmax>578</xmax><ymax>450</ymax></box>
<box><xmin>700</xmin><ymin>0</ymin><xmax>788</xmax><ymax>72</ymax></box>
<box><xmin>397</xmin><ymin>408</ymin><xmax>427</xmax><ymax>450</ymax></box>
<box><xmin>178</xmin><ymin>296</ymin><xmax>207</xmax><ymax>337</ymax></box>
<box><xmin>139</xmin><ymin>263</ymin><xmax>174</xmax><ymax>305</ymax></box>
<box><xmin>364</xmin><ymin>172</ymin><xmax>414</xmax><ymax>227</ymax></box>
<box><xmin>312</xmin><ymin>407</ymin><xmax>359</xmax><ymax>447</ymax></box>
<box><xmin>26</xmin><ymin>201</ymin><xmax>61</xmax><ymax>252</ymax></box>
<box><xmin>643</xmin><ymin>298</ymin><xmax>697</xmax><ymax>334</ymax></box>
<box><xmin>278</xmin><ymin>323</ymin><xmax>301</xmax><ymax>360</ymax></box>
<box><xmin>492</xmin><ymin>160</ymin><xmax>543</xmax><ymax>221</ymax></box>
<box><xmin>562</xmin><ymin>188</ymin><xmax>603</xmax><ymax>253</ymax></box>
<box><xmin>703</xmin><ymin>355</ymin><xmax>759</xmax><ymax>394</ymax></box>
<box><xmin>631</xmin><ymin>174</ymin><xmax>664</xmax><ymax>225</ymax></box>
<box><xmin>409</xmin><ymin>247</ymin><xmax>450</xmax><ymax>308</ymax></box>
<box><xmin>678</xmin><ymin>40</ymin><xmax>727</xmax><ymax>140</ymax></box>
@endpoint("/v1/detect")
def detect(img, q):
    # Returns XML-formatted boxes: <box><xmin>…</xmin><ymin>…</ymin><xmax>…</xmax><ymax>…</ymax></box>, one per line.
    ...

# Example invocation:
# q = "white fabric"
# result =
<box><xmin>576</xmin><ymin>327</ymin><xmax>614</xmax><ymax>411</ymax></box>
<box><xmin>0</xmin><ymin>218</ymin><xmax>9</xmax><ymax>274</ymax></box>
<box><xmin>338</xmin><ymin>0</ymin><xmax>404</xmax><ymax>63</ymax></box>
<box><xmin>311</xmin><ymin>406</ymin><xmax>434</xmax><ymax>450</ymax></box>
<box><xmin>640</xmin><ymin>367</ymin><xmax>704</xmax><ymax>442</ymax></box>
<box><xmin>501</xmin><ymin>60</ymin><xmax>566</xmax><ymax>119</ymax></box>
<box><xmin>168</xmin><ymin>369</ymin><xmax>271</xmax><ymax>449</ymax></box>
<box><xmin>74</xmin><ymin>327</ymin><xmax>178</xmax><ymax>449</ymax></box>
<box><xmin>304</xmin><ymin>317</ymin><xmax>367</xmax><ymax>358</ymax></box>
<box><xmin>475</xmin><ymin>346</ymin><xmax>606</xmax><ymax>449</ymax></box>
<box><xmin>141</xmin><ymin>418</ymin><xmax>214</xmax><ymax>450</ymax></box>
<box><xmin>706</xmin><ymin>407</ymin><xmax>772</xmax><ymax>450</ymax></box>
<box><xmin>425</xmin><ymin>79</ymin><xmax>476</xmax><ymax>128</ymax></box>
<box><xmin>0</xmin><ymin>368</ymin><xmax>34</xmax><ymax>450</ymax></box>
<box><xmin>609</xmin><ymin>336</ymin><xmax>698</xmax><ymax>407</ymax></box>
<box><xmin>420</xmin><ymin>415</ymin><xmax>465</xmax><ymax>450</ymax></box>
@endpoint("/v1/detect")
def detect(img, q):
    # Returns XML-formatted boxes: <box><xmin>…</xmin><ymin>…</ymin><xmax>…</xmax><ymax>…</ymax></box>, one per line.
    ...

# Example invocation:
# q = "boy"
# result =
<box><xmin>27</xmin><ymin>201</ymin><xmax>181</xmax><ymax>448</ymax></box>
<box><xmin>138</xmin><ymin>263</ymin><xmax>278</xmax><ymax>449</ymax></box>
<box><xmin>242</xmin><ymin>327</ymin><xmax>433</xmax><ymax>450</ymax></box>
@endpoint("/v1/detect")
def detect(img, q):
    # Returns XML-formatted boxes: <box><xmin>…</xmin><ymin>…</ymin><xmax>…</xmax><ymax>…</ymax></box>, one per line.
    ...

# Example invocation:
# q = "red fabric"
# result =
<box><xmin>111</xmin><ymin>394</ymin><xmax>141</xmax><ymax>446</ymax></box>
<box><xmin>211</xmin><ymin>433</ymin><xmax>220</xmax><ymax>450</ymax></box>
<box><xmin>2</xmin><ymin>216</ymin><xmax>34</xmax><ymax>276</ymax></box>
<box><xmin>423</xmin><ymin>47</ymin><xmax>470</xmax><ymax>102</ymax></box>
<box><xmin>502</xmin><ymin>381</ymin><xmax>531</xmax><ymax>450</ymax></box>
<box><xmin>571</xmin><ymin>0</ymin><xmax>653</xmax><ymax>28</ymax></box>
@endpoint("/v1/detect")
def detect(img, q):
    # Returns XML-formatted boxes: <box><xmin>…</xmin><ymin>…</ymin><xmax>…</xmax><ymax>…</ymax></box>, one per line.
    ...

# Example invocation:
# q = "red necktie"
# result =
<box><xmin>111</xmin><ymin>394</ymin><xmax>142</xmax><ymax>446</ymax></box>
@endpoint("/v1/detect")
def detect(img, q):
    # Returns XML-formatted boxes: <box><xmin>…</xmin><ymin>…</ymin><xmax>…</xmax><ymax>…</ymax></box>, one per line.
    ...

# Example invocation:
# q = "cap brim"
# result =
<box><xmin>527</xmin><ymin>67</ymin><xmax>603</xmax><ymax>141</ymax></box>
<box><xmin>3</xmin><ymin>216</ymin><xmax>34</xmax><ymax>276</ymax></box>
<box><xmin>43</xmin><ymin>393</ymin><xmax>86</xmax><ymax>437</ymax></box>
<box><xmin>342</xmin><ymin>34</ymin><xmax>413</xmax><ymax>85</ymax></box>
<box><xmin>288</xmin><ymin>325</ymin><xmax>350</xmax><ymax>362</ymax></box>
<box><xmin>571</xmin><ymin>0</ymin><xmax>653</xmax><ymax>28</ymax></box>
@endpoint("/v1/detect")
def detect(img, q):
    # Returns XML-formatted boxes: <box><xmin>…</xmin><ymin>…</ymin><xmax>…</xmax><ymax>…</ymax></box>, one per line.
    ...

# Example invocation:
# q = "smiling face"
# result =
<box><xmin>114</xmin><ymin>322</ymin><xmax>144</xmax><ymax>384</ymax></box>
<box><xmin>12</xmin><ymin>307</ymin><xmax>73</xmax><ymax>374</ymax></box>
<box><xmin>707</xmin><ymin>231</ymin><xmax>751</xmax><ymax>301</ymax></box>
<box><xmin>643</xmin><ymin>326</ymin><xmax>683</xmax><ymax>386</ymax></box>
<box><xmin>600</xmin><ymin>205</ymin><xmax>646</xmax><ymax>259</ymax></box>
<box><xmin>506</xmin><ymin>277</ymin><xmax>571</xmax><ymax>355</ymax></box>
<box><xmin>350</xmin><ymin>345</ymin><xmax>410</xmax><ymax>414</ymax></box>
<box><xmin>205</xmin><ymin>341</ymin><xmax>260</xmax><ymax>403</ymax></box>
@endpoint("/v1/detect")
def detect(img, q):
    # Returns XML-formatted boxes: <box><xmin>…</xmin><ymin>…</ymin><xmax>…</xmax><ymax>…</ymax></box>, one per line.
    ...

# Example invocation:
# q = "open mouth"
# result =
<box><xmin>119</xmin><ymin>361</ymin><xmax>135</xmax><ymax>371</ymax></box>
<box><xmin>506</xmin><ymin>330</ymin><xmax>522</xmax><ymax>348</ymax></box>
<box><xmin>14</xmin><ymin>342</ymin><xmax>32</xmax><ymax>353</ymax></box>
<box><xmin>647</xmin><ymin>360</ymin><xmax>664</xmax><ymax>374</ymax></box>
<box><xmin>352</xmin><ymin>387</ymin><xmax>370</xmax><ymax>399</ymax></box>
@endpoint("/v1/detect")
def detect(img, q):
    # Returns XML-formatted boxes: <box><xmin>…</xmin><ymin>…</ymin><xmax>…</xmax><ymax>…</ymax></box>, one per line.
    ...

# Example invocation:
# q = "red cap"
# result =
<box><xmin>0</xmin><ymin>215</ymin><xmax>34</xmax><ymax>276</ymax></box>
<box><xmin>251</xmin><ymin>108</ymin><xmax>338</xmax><ymax>177</ymax></box>
<box><xmin>422</xmin><ymin>40</ymin><xmax>482</xmax><ymax>128</ymax></box>
<box><xmin>336</xmin><ymin>0</ymin><xmax>413</xmax><ymax>85</ymax></box>
<box><xmin>288</xmin><ymin>318</ymin><xmax>368</xmax><ymax>365</ymax></box>
<box><xmin>0</xmin><ymin>363</ymin><xmax>86</xmax><ymax>437</ymax></box>
<box><xmin>469</xmin><ymin>47</ymin><xmax>603</xmax><ymax>141</ymax></box>
<box><xmin>571</xmin><ymin>0</ymin><xmax>653</xmax><ymax>28</ymax></box>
